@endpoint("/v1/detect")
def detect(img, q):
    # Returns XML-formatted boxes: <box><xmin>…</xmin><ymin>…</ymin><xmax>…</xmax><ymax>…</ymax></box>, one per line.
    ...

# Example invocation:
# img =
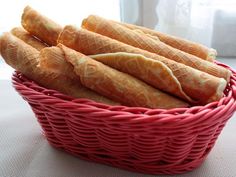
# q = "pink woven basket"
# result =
<box><xmin>12</xmin><ymin>62</ymin><xmax>236</xmax><ymax>175</ymax></box>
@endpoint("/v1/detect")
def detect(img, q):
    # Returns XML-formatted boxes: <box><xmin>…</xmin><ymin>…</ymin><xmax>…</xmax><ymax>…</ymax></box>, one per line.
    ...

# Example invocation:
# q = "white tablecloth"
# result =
<box><xmin>1</xmin><ymin>59</ymin><xmax>236</xmax><ymax>177</ymax></box>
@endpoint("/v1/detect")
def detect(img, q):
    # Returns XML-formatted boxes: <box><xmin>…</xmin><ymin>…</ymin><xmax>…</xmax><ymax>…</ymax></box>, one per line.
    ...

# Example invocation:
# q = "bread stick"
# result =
<box><xmin>21</xmin><ymin>6</ymin><xmax>62</xmax><ymax>45</ymax></box>
<box><xmin>11</xmin><ymin>27</ymin><xmax>47</xmax><ymax>51</ymax></box>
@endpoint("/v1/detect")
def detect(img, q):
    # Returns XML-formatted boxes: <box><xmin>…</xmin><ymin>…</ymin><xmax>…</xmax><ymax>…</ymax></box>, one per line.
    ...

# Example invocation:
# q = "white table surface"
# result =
<box><xmin>0</xmin><ymin>59</ymin><xmax>236</xmax><ymax>177</ymax></box>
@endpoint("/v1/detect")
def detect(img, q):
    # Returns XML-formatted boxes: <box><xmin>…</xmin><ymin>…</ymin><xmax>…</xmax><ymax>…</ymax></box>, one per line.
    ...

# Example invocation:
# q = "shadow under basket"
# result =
<box><xmin>12</xmin><ymin>62</ymin><xmax>236</xmax><ymax>175</ymax></box>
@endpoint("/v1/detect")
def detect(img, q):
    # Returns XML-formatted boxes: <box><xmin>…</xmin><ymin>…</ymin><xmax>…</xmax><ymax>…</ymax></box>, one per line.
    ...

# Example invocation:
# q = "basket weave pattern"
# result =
<box><xmin>12</xmin><ymin>62</ymin><xmax>236</xmax><ymax>175</ymax></box>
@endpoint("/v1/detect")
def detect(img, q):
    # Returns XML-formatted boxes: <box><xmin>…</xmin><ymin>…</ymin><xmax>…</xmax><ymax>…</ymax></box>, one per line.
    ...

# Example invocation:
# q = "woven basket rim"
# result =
<box><xmin>12</xmin><ymin>61</ymin><xmax>236</xmax><ymax>124</ymax></box>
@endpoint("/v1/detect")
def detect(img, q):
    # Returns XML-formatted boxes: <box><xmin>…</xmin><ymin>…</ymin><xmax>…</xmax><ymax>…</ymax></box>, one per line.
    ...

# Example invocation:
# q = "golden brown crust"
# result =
<box><xmin>0</xmin><ymin>33</ymin><xmax>119</xmax><ymax>105</ymax></box>
<box><xmin>21</xmin><ymin>6</ymin><xmax>62</xmax><ymax>45</ymax></box>
<box><xmin>11</xmin><ymin>27</ymin><xmax>47</xmax><ymax>51</ymax></box>
<box><xmin>82</xmin><ymin>15</ymin><xmax>231</xmax><ymax>82</ymax></box>
<box><xmin>58</xmin><ymin>26</ymin><xmax>227</xmax><ymax>104</ymax></box>
<box><xmin>90</xmin><ymin>52</ymin><xmax>193</xmax><ymax>102</ymax></box>
<box><xmin>116</xmin><ymin>20</ymin><xmax>216</xmax><ymax>61</ymax></box>
<box><xmin>59</xmin><ymin>44</ymin><xmax>189</xmax><ymax>109</ymax></box>
<box><xmin>39</xmin><ymin>46</ymin><xmax>75</xmax><ymax>77</ymax></box>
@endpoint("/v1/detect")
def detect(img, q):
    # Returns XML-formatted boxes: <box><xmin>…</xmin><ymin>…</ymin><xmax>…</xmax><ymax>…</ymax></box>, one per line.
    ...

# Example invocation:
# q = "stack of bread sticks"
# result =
<box><xmin>0</xmin><ymin>6</ymin><xmax>231</xmax><ymax>109</ymax></box>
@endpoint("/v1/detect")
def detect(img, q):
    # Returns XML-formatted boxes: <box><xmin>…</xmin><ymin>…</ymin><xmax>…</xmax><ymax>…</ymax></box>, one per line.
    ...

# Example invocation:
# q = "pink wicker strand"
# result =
<box><xmin>12</xmin><ymin>62</ymin><xmax>236</xmax><ymax>175</ymax></box>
